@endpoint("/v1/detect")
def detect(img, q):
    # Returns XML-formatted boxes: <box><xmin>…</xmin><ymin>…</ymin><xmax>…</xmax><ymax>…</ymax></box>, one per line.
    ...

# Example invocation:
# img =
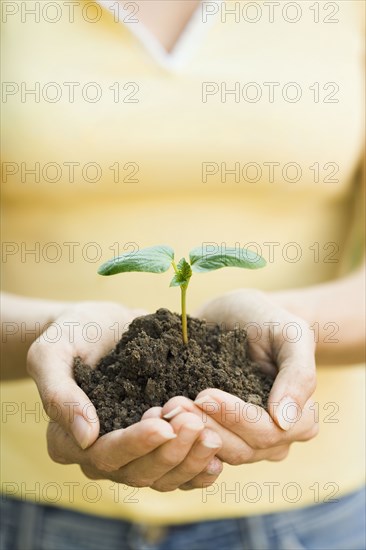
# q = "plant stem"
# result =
<box><xmin>181</xmin><ymin>284</ymin><xmax>188</xmax><ymax>345</ymax></box>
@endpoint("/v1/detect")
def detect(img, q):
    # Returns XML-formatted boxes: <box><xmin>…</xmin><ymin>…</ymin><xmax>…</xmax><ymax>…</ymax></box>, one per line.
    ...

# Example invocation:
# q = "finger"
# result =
<box><xmin>163</xmin><ymin>394</ymin><xmax>317</xmax><ymax>461</ymax></box>
<box><xmin>81</xmin><ymin>442</ymin><xmax>289</xmax><ymax>485</ymax></box>
<box><xmin>179</xmin><ymin>457</ymin><xmax>223</xmax><ymax>490</ymax></box>
<box><xmin>26</xmin><ymin>303</ymin><xmax>145</xmax><ymax>450</ymax></box>
<box><xmin>268</xmin><ymin>320</ymin><xmax>316</xmax><ymax>430</ymax></box>
<box><xmin>27</xmin><ymin>339</ymin><xmax>100</xmax><ymax>450</ymax></box>
<box><xmin>162</xmin><ymin>408</ymin><xmax>290</xmax><ymax>468</ymax></box>
<box><xmin>86</xmin><ymin>418</ymin><xmax>177</xmax><ymax>472</ymax></box>
<box><xmin>194</xmin><ymin>389</ymin><xmax>317</xmax><ymax>451</ymax></box>
<box><xmin>161</xmin><ymin>396</ymin><xmax>195</xmax><ymax>417</ymax></box>
<box><xmin>47</xmin><ymin>417</ymin><xmax>176</xmax><ymax>472</ymax></box>
<box><xmin>116</xmin><ymin>413</ymin><xmax>204</xmax><ymax>486</ymax></box>
<box><xmin>161</xmin><ymin>396</ymin><xmax>259</xmax><ymax>465</ymax></box>
<box><xmin>151</xmin><ymin>428</ymin><xmax>222</xmax><ymax>492</ymax></box>
<box><xmin>47</xmin><ymin>422</ymin><xmax>84</xmax><ymax>465</ymax></box>
<box><xmin>141</xmin><ymin>407</ymin><xmax>163</xmax><ymax>420</ymax></box>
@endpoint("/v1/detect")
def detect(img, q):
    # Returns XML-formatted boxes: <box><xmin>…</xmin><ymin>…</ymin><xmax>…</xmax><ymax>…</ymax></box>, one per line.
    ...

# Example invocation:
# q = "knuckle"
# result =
<box><xmin>89</xmin><ymin>455</ymin><xmax>116</xmax><ymax>473</ymax></box>
<box><xmin>47</xmin><ymin>448</ymin><xmax>66</xmax><ymax>465</ymax></box>
<box><xmin>226</xmin><ymin>453</ymin><xmax>241</xmax><ymax>466</ymax></box>
<box><xmin>47</xmin><ymin>442</ymin><xmax>67</xmax><ymax>465</ymax></box>
<box><xmin>301</xmin><ymin>423</ymin><xmax>319</xmax><ymax>441</ymax></box>
<box><xmin>158</xmin><ymin>453</ymin><xmax>179</xmax><ymax>469</ymax></box>
<box><xmin>26</xmin><ymin>340</ymin><xmax>50</xmax><ymax>378</ymax></box>
<box><xmin>226</xmin><ymin>447</ymin><xmax>255</xmax><ymax>466</ymax></box>
<box><xmin>311</xmin><ymin>422</ymin><xmax>320</xmax><ymax>437</ymax></box>
<box><xmin>191</xmin><ymin>477</ymin><xmax>216</xmax><ymax>489</ymax></box>
<box><xmin>221</xmin><ymin>417</ymin><xmax>237</xmax><ymax>430</ymax></box>
<box><xmin>122</xmin><ymin>476</ymin><xmax>151</xmax><ymax>488</ymax></box>
<box><xmin>26</xmin><ymin>345</ymin><xmax>37</xmax><ymax>377</ymax></box>
<box><xmin>269</xmin><ymin>447</ymin><xmax>290</xmax><ymax>462</ymax></box>
<box><xmin>253</xmin><ymin>430</ymin><xmax>280</xmax><ymax>450</ymax></box>
<box><xmin>46</xmin><ymin>425</ymin><xmax>69</xmax><ymax>464</ymax></box>
<box><xmin>176</xmin><ymin>462</ymin><xmax>200</xmax><ymax>478</ymax></box>
<box><xmin>301</xmin><ymin>370</ymin><xmax>317</xmax><ymax>393</ymax></box>
<box><xmin>80</xmin><ymin>465</ymin><xmax>101</xmax><ymax>480</ymax></box>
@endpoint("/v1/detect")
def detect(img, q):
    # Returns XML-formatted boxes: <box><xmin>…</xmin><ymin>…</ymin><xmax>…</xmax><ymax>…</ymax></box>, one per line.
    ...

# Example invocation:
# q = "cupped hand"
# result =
<box><xmin>160</xmin><ymin>289</ymin><xmax>318</xmax><ymax>466</ymax></box>
<box><xmin>27</xmin><ymin>301</ymin><xmax>223</xmax><ymax>491</ymax></box>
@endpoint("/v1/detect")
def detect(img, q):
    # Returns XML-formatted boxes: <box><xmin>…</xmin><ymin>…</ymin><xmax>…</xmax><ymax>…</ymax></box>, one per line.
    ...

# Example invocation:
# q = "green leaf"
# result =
<box><xmin>98</xmin><ymin>245</ymin><xmax>174</xmax><ymax>276</ymax></box>
<box><xmin>169</xmin><ymin>258</ymin><xmax>192</xmax><ymax>287</ymax></box>
<box><xmin>189</xmin><ymin>245</ymin><xmax>266</xmax><ymax>273</ymax></box>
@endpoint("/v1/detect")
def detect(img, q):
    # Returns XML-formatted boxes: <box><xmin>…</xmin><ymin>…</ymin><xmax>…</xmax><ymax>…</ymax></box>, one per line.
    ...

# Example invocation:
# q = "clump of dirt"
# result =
<box><xmin>74</xmin><ymin>308</ymin><xmax>273</xmax><ymax>435</ymax></box>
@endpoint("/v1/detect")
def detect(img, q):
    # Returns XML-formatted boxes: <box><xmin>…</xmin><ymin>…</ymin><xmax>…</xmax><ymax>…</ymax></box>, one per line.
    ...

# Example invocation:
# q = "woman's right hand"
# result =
<box><xmin>27</xmin><ymin>301</ymin><xmax>223</xmax><ymax>492</ymax></box>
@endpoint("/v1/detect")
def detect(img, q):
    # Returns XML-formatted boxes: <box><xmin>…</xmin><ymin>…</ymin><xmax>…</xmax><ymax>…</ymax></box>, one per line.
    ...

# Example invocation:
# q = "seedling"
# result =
<box><xmin>98</xmin><ymin>245</ymin><xmax>266</xmax><ymax>345</ymax></box>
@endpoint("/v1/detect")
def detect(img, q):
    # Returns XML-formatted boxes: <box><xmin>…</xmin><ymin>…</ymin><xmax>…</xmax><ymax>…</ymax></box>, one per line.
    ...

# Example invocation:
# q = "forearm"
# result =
<box><xmin>268</xmin><ymin>264</ymin><xmax>366</xmax><ymax>365</ymax></box>
<box><xmin>0</xmin><ymin>292</ymin><xmax>70</xmax><ymax>380</ymax></box>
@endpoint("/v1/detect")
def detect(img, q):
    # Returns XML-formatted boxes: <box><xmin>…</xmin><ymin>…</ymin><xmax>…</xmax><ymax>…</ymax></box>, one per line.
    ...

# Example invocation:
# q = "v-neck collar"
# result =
<box><xmin>97</xmin><ymin>0</ymin><xmax>222</xmax><ymax>71</ymax></box>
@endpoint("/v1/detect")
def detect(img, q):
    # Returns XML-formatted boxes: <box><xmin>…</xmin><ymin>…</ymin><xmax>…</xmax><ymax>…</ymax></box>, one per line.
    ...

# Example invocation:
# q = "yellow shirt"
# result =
<box><xmin>1</xmin><ymin>0</ymin><xmax>365</xmax><ymax>524</ymax></box>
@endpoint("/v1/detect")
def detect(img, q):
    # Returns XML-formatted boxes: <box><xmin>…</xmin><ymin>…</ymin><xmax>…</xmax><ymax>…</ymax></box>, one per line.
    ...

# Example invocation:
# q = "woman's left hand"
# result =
<box><xmin>160</xmin><ymin>289</ymin><xmax>319</xmax><ymax>468</ymax></box>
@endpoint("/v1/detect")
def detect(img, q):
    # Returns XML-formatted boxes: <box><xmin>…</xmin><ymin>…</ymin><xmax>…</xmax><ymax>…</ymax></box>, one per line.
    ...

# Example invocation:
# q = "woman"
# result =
<box><xmin>1</xmin><ymin>1</ymin><xmax>365</xmax><ymax>548</ymax></box>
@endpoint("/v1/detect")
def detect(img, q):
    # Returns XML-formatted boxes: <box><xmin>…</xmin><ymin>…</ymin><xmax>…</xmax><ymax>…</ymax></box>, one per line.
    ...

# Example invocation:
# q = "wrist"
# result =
<box><xmin>0</xmin><ymin>293</ymin><xmax>74</xmax><ymax>380</ymax></box>
<box><xmin>266</xmin><ymin>289</ymin><xmax>316</xmax><ymax>326</ymax></box>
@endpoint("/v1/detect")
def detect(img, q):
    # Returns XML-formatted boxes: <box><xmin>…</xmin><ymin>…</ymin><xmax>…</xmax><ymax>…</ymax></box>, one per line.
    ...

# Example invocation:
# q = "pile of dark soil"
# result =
<box><xmin>74</xmin><ymin>309</ymin><xmax>273</xmax><ymax>435</ymax></box>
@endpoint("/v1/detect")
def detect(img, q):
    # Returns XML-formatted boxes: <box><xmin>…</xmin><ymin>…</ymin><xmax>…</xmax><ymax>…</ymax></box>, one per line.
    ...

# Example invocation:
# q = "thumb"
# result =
<box><xmin>267</xmin><ymin>324</ymin><xmax>316</xmax><ymax>431</ymax></box>
<box><xmin>27</xmin><ymin>340</ymin><xmax>100</xmax><ymax>449</ymax></box>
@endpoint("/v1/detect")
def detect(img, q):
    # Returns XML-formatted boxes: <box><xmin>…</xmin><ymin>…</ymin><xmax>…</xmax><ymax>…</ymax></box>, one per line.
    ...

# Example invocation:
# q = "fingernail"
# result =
<box><xmin>73</xmin><ymin>415</ymin><xmax>92</xmax><ymax>449</ymax></box>
<box><xmin>206</xmin><ymin>457</ymin><xmax>222</xmax><ymax>475</ymax></box>
<box><xmin>163</xmin><ymin>406</ymin><xmax>183</xmax><ymax>420</ymax></box>
<box><xmin>184</xmin><ymin>421</ymin><xmax>204</xmax><ymax>432</ymax></box>
<box><xmin>179</xmin><ymin>421</ymin><xmax>204</xmax><ymax>443</ymax></box>
<box><xmin>202</xmin><ymin>438</ymin><xmax>221</xmax><ymax>449</ymax></box>
<box><xmin>194</xmin><ymin>395</ymin><xmax>219</xmax><ymax>418</ymax></box>
<box><xmin>194</xmin><ymin>395</ymin><xmax>216</xmax><ymax>406</ymax></box>
<box><xmin>276</xmin><ymin>396</ymin><xmax>300</xmax><ymax>431</ymax></box>
<box><xmin>158</xmin><ymin>429</ymin><xmax>177</xmax><ymax>440</ymax></box>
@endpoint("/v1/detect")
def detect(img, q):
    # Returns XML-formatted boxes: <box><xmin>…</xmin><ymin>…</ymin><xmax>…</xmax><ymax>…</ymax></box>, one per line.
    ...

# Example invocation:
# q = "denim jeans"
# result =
<box><xmin>1</xmin><ymin>487</ymin><xmax>365</xmax><ymax>550</ymax></box>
